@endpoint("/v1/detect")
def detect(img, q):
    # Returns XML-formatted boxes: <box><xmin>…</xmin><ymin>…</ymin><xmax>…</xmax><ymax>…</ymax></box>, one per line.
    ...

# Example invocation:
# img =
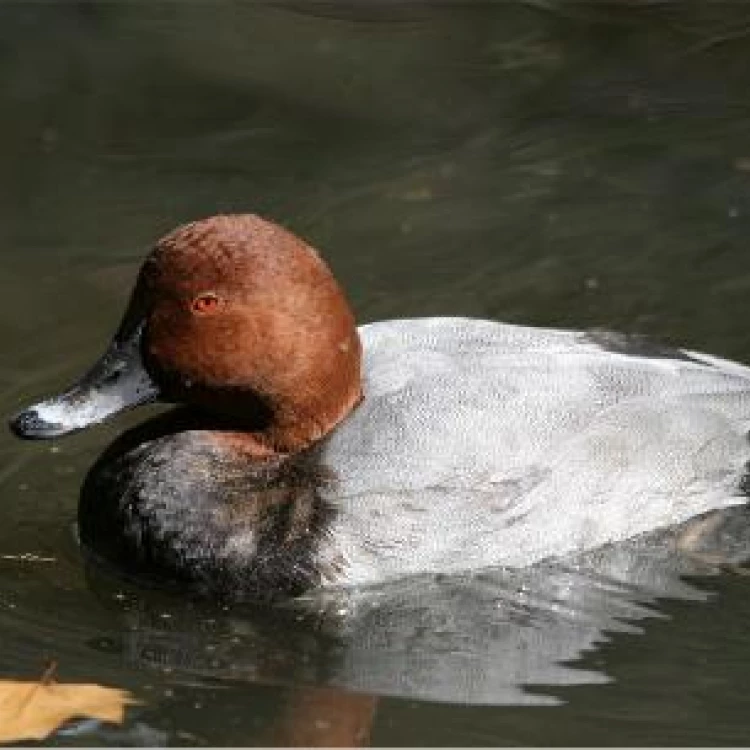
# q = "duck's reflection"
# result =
<box><xmin>268</xmin><ymin>685</ymin><xmax>377</xmax><ymax>747</ymax></box>
<box><xmin>83</xmin><ymin>503</ymin><xmax>750</xmax><ymax>714</ymax></box>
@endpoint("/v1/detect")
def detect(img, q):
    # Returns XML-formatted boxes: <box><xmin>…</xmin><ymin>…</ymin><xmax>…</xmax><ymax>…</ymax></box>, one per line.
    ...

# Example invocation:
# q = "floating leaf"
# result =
<box><xmin>0</xmin><ymin>663</ymin><xmax>138</xmax><ymax>743</ymax></box>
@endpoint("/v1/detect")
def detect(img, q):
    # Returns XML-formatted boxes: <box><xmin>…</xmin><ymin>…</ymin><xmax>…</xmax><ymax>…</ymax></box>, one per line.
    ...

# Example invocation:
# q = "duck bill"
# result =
<box><xmin>9</xmin><ymin>321</ymin><xmax>160</xmax><ymax>440</ymax></box>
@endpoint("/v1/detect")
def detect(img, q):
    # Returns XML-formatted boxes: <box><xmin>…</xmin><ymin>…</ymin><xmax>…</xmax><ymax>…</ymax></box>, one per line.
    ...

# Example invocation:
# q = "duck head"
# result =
<box><xmin>10</xmin><ymin>215</ymin><xmax>363</xmax><ymax>454</ymax></box>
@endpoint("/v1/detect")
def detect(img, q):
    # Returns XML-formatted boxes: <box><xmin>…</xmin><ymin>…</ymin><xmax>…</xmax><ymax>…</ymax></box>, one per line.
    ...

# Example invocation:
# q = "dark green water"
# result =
<box><xmin>3</xmin><ymin>1</ymin><xmax>750</xmax><ymax>744</ymax></box>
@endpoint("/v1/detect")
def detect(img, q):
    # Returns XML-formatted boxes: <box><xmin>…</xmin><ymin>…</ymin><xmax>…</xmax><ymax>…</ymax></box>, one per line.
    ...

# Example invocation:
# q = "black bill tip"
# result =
<box><xmin>9</xmin><ymin>408</ymin><xmax>70</xmax><ymax>440</ymax></box>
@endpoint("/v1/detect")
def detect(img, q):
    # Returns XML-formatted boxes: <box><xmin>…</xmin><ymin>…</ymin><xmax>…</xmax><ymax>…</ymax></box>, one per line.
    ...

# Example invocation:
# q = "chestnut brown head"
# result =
<box><xmin>10</xmin><ymin>215</ymin><xmax>363</xmax><ymax>453</ymax></box>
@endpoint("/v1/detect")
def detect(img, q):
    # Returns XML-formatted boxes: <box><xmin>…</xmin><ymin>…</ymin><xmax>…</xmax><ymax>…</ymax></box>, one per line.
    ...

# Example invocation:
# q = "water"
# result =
<box><xmin>3</xmin><ymin>0</ymin><xmax>750</xmax><ymax>744</ymax></box>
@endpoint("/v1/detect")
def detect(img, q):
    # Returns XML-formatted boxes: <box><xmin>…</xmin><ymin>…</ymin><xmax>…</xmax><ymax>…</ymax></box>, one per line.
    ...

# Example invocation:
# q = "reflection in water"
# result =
<box><xmin>82</xmin><ymin>506</ymin><xmax>749</xmax><ymax>708</ymax></box>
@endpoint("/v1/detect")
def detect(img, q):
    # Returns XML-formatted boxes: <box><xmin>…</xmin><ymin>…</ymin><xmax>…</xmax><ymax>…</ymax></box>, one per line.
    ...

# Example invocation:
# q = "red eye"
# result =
<box><xmin>191</xmin><ymin>292</ymin><xmax>222</xmax><ymax>315</ymax></box>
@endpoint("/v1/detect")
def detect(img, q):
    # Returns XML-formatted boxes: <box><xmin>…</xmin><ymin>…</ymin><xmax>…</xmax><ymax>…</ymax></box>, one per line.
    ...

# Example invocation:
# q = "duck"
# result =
<box><xmin>9</xmin><ymin>214</ymin><xmax>750</xmax><ymax>602</ymax></box>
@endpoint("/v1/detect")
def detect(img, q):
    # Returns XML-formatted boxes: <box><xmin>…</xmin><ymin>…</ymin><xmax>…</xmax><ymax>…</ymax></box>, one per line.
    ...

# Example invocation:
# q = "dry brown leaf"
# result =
<box><xmin>0</xmin><ymin>666</ymin><xmax>138</xmax><ymax>743</ymax></box>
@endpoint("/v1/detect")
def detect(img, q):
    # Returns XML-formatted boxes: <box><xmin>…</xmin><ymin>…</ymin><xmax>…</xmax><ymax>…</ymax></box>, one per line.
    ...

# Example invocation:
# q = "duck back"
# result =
<box><xmin>318</xmin><ymin>318</ymin><xmax>750</xmax><ymax>584</ymax></box>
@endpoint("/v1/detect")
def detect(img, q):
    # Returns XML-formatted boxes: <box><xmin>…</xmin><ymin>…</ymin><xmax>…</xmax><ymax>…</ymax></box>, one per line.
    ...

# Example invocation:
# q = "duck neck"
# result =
<box><xmin>201</xmin><ymin>328</ymin><xmax>364</xmax><ymax>458</ymax></box>
<box><xmin>263</xmin><ymin>336</ymin><xmax>364</xmax><ymax>454</ymax></box>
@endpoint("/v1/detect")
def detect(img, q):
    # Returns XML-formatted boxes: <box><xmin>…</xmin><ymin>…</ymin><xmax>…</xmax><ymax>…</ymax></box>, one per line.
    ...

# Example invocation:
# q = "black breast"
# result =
<box><xmin>79</xmin><ymin>410</ymin><xmax>336</xmax><ymax>602</ymax></box>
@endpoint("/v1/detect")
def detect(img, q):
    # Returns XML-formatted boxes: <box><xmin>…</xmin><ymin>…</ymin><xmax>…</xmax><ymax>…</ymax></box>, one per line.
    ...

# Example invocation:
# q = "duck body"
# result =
<box><xmin>81</xmin><ymin>316</ymin><xmax>750</xmax><ymax>600</ymax></box>
<box><xmin>10</xmin><ymin>214</ymin><xmax>750</xmax><ymax>601</ymax></box>
<box><xmin>322</xmin><ymin>318</ymin><xmax>750</xmax><ymax>586</ymax></box>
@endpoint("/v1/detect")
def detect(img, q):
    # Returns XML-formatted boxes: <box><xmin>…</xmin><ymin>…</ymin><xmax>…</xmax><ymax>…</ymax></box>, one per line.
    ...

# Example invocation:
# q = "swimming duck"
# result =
<box><xmin>10</xmin><ymin>214</ymin><xmax>750</xmax><ymax>601</ymax></box>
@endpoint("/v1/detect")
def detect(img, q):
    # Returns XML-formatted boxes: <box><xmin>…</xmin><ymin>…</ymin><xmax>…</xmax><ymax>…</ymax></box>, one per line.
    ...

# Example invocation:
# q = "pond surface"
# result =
<box><xmin>3</xmin><ymin>0</ymin><xmax>750</xmax><ymax>744</ymax></box>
